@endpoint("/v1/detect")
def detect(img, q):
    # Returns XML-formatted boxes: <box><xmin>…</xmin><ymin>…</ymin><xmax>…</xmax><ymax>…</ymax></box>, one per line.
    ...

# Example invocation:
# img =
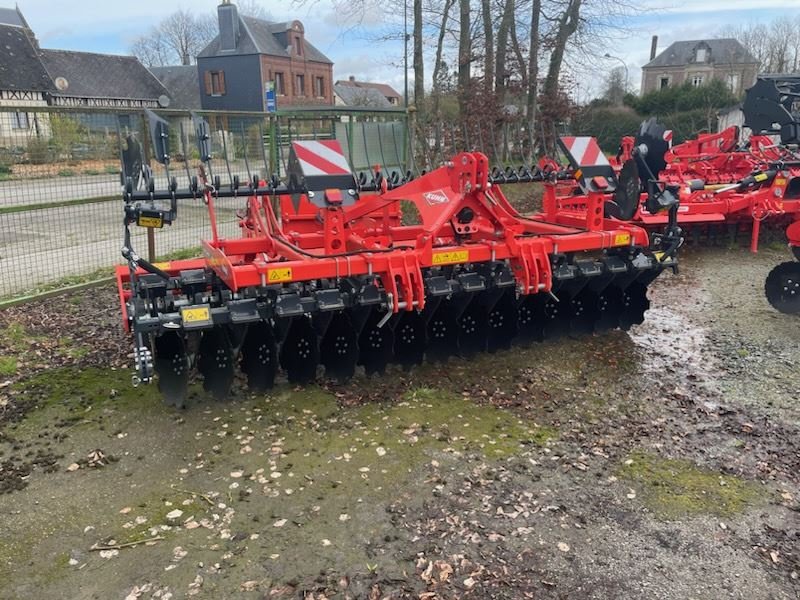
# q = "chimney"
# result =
<box><xmin>218</xmin><ymin>1</ymin><xmax>240</xmax><ymax>52</ymax></box>
<box><xmin>650</xmin><ymin>35</ymin><xmax>658</xmax><ymax>61</ymax></box>
<box><xmin>349</xmin><ymin>76</ymin><xmax>356</xmax><ymax>83</ymax></box>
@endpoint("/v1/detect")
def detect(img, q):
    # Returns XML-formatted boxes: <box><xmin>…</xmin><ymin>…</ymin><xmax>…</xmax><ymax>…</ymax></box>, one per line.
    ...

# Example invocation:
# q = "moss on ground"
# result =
<box><xmin>0</xmin><ymin>356</ymin><xmax>16</xmax><ymax>376</ymax></box>
<box><xmin>619</xmin><ymin>452</ymin><xmax>762</xmax><ymax>519</ymax></box>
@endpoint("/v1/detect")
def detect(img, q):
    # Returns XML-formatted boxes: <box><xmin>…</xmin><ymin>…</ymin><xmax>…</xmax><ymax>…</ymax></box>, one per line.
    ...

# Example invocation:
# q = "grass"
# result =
<box><xmin>0</xmin><ymin>266</ymin><xmax>113</xmax><ymax>304</ymax></box>
<box><xmin>0</xmin><ymin>356</ymin><xmax>17</xmax><ymax>377</ymax></box>
<box><xmin>619</xmin><ymin>451</ymin><xmax>762</xmax><ymax>518</ymax></box>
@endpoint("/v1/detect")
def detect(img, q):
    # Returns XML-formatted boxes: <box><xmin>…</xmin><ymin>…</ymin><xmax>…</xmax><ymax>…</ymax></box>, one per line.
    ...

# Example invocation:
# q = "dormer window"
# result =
<box><xmin>295</xmin><ymin>35</ymin><xmax>302</xmax><ymax>56</ymax></box>
<box><xmin>694</xmin><ymin>43</ymin><xmax>710</xmax><ymax>63</ymax></box>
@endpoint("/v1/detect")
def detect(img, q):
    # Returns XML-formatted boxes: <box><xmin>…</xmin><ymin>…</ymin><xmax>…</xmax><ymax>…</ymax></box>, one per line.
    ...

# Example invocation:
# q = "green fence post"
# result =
<box><xmin>269</xmin><ymin>115</ymin><xmax>278</xmax><ymax>177</ymax></box>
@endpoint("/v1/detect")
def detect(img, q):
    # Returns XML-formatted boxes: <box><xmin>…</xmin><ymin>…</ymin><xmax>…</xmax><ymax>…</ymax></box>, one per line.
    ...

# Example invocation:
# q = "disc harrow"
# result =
<box><xmin>116</xmin><ymin>113</ymin><xmax>681</xmax><ymax>407</ymax></box>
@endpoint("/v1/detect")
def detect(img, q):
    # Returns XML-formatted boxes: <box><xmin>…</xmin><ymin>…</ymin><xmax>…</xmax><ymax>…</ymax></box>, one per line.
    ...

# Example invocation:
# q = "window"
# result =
<box><xmin>12</xmin><ymin>112</ymin><xmax>29</xmax><ymax>129</ymax></box>
<box><xmin>659</xmin><ymin>77</ymin><xmax>670</xmax><ymax>89</ymax></box>
<box><xmin>294</xmin><ymin>36</ymin><xmax>303</xmax><ymax>56</ymax></box>
<box><xmin>691</xmin><ymin>74</ymin><xmax>704</xmax><ymax>87</ymax></box>
<box><xmin>204</xmin><ymin>70</ymin><xmax>226</xmax><ymax>96</ymax></box>
<box><xmin>275</xmin><ymin>72</ymin><xmax>285</xmax><ymax>95</ymax></box>
<box><xmin>696</xmin><ymin>47</ymin><xmax>707</xmax><ymax>62</ymax></box>
<box><xmin>314</xmin><ymin>76</ymin><xmax>325</xmax><ymax>97</ymax></box>
<box><xmin>295</xmin><ymin>74</ymin><xmax>305</xmax><ymax>96</ymax></box>
<box><xmin>726</xmin><ymin>73</ymin><xmax>740</xmax><ymax>93</ymax></box>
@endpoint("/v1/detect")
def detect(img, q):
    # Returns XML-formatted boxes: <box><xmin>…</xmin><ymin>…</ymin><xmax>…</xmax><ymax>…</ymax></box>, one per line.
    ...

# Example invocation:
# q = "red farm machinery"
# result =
<box><xmin>116</xmin><ymin>112</ymin><xmax>681</xmax><ymax>406</ymax></box>
<box><xmin>550</xmin><ymin>76</ymin><xmax>800</xmax><ymax>313</ymax></box>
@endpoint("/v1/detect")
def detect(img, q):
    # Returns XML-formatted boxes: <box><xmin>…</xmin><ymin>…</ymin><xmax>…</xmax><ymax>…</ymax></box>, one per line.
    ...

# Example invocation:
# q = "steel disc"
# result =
<box><xmin>320</xmin><ymin>312</ymin><xmax>359</xmax><ymax>381</ymax></box>
<box><xmin>279</xmin><ymin>316</ymin><xmax>320</xmax><ymax>383</ymax></box>
<box><xmin>393</xmin><ymin>311</ymin><xmax>427</xmax><ymax>368</ymax></box>
<box><xmin>595</xmin><ymin>286</ymin><xmax>625</xmax><ymax>332</ymax></box>
<box><xmin>426</xmin><ymin>302</ymin><xmax>460</xmax><ymax>362</ymax></box>
<box><xmin>541</xmin><ymin>294</ymin><xmax>572</xmax><ymax>340</ymax></box>
<box><xmin>765</xmin><ymin>261</ymin><xmax>800</xmax><ymax>313</ymax></box>
<box><xmin>457</xmin><ymin>297</ymin><xmax>488</xmax><ymax>356</ymax></box>
<box><xmin>634</xmin><ymin>118</ymin><xmax>669</xmax><ymax>178</ymax></box>
<box><xmin>240</xmin><ymin>321</ymin><xmax>278</xmax><ymax>393</ymax></box>
<box><xmin>569</xmin><ymin>289</ymin><xmax>601</xmax><ymax>335</ymax></box>
<box><xmin>619</xmin><ymin>282</ymin><xmax>651</xmax><ymax>330</ymax></box>
<box><xmin>487</xmin><ymin>291</ymin><xmax>519</xmax><ymax>352</ymax></box>
<box><xmin>154</xmin><ymin>331</ymin><xmax>189</xmax><ymax>408</ymax></box>
<box><xmin>197</xmin><ymin>328</ymin><xmax>236</xmax><ymax>401</ymax></box>
<box><xmin>517</xmin><ymin>295</ymin><xmax>545</xmax><ymax>344</ymax></box>
<box><xmin>358</xmin><ymin>310</ymin><xmax>394</xmax><ymax>375</ymax></box>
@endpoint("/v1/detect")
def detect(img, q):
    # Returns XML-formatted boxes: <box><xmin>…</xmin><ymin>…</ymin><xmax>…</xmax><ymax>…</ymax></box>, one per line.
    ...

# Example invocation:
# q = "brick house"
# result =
<box><xmin>641</xmin><ymin>38</ymin><xmax>758</xmax><ymax>96</ymax></box>
<box><xmin>197</xmin><ymin>1</ymin><xmax>334</xmax><ymax>111</ymax></box>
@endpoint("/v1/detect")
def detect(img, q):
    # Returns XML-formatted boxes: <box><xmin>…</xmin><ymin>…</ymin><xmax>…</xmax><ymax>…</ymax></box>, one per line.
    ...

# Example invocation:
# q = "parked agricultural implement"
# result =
<box><xmin>116</xmin><ymin>112</ymin><xmax>681</xmax><ymax>406</ymax></box>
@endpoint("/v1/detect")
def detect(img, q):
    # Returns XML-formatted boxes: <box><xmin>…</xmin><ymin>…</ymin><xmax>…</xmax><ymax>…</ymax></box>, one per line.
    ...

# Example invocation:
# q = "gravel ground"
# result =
<box><xmin>0</xmin><ymin>245</ymin><xmax>799</xmax><ymax>600</ymax></box>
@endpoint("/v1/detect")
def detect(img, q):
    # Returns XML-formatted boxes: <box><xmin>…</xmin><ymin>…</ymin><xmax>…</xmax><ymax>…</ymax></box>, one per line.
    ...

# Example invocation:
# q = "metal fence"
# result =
<box><xmin>0</xmin><ymin>105</ymin><xmax>407</xmax><ymax>300</ymax></box>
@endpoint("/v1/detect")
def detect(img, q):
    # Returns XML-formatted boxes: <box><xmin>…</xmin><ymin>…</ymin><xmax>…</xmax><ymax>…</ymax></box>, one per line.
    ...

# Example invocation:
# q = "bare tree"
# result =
<box><xmin>719</xmin><ymin>17</ymin><xmax>800</xmax><ymax>74</ymax></box>
<box><xmin>494</xmin><ymin>0</ymin><xmax>514</xmax><ymax>95</ymax></box>
<box><xmin>602</xmin><ymin>66</ymin><xmax>626</xmax><ymax>105</ymax></box>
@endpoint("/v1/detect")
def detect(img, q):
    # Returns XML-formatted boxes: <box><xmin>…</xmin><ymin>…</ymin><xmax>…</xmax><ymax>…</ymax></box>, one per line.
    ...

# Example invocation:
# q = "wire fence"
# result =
<box><xmin>0</xmin><ymin>106</ymin><xmax>408</xmax><ymax>300</ymax></box>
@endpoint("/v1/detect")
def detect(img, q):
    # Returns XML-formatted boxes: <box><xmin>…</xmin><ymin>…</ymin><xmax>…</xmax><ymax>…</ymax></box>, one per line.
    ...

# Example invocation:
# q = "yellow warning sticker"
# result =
<box><xmin>432</xmin><ymin>250</ymin><xmax>469</xmax><ymax>265</ymax></box>
<box><xmin>775</xmin><ymin>178</ymin><xmax>787</xmax><ymax>187</ymax></box>
<box><xmin>182</xmin><ymin>306</ymin><xmax>210</xmax><ymax>324</ymax></box>
<box><xmin>268</xmin><ymin>267</ymin><xmax>293</xmax><ymax>283</ymax></box>
<box><xmin>138</xmin><ymin>215</ymin><xmax>163</xmax><ymax>228</ymax></box>
<box><xmin>754</xmin><ymin>172</ymin><xmax>768</xmax><ymax>182</ymax></box>
<box><xmin>614</xmin><ymin>233</ymin><xmax>631</xmax><ymax>246</ymax></box>
<box><xmin>151</xmin><ymin>262</ymin><xmax>170</xmax><ymax>271</ymax></box>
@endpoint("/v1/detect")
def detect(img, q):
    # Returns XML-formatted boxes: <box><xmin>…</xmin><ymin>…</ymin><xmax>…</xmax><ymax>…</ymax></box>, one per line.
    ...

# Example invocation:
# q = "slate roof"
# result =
<box><xmin>199</xmin><ymin>16</ymin><xmax>332</xmax><ymax>64</ymax></box>
<box><xmin>335</xmin><ymin>79</ymin><xmax>401</xmax><ymax>100</ymax></box>
<box><xmin>150</xmin><ymin>65</ymin><xmax>201</xmax><ymax>110</ymax></box>
<box><xmin>39</xmin><ymin>49</ymin><xmax>170</xmax><ymax>101</ymax></box>
<box><xmin>644</xmin><ymin>38</ymin><xmax>758</xmax><ymax>69</ymax></box>
<box><xmin>334</xmin><ymin>83</ymin><xmax>390</xmax><ymax>107</ymax></box>
<box><xmin>0</xmin><ymin>6</ymin><xmax>27</xmax><ymax>28</ymax></box>
<box><xmin>0</xmin><ymin>24</ymin><xmax>54</xmax><ymax>92</ymax></box>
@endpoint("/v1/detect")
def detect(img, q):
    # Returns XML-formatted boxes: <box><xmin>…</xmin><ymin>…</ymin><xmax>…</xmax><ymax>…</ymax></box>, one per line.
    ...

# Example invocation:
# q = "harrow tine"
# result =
<box><xmin>457</xmin><ymin>295</ymin><xmax>489</xmax><ymax>357</ymax></box>
<box><xmin>197</xmin><ymin>327</ymin><xmax>236</xmax><ymax>401</ymax></box>
<box><xmin>358</xmin><ymin>309</ymin><xmax>394</xmax><ymax>375</ymax></box>
<box><xmin>487</xmin><ymin>290</ymin><xmax>519</xmax><ymax>352</ymax></box>
<box><xmin>154</xmin><ymin>332</ymin><xmax>189</xmax><ymax>408</ymax></box>
<box><xmin>240</xmin><ymin>321</ymin><xmax>278</xmax><ymax>392</ymax></box>
<box><xmin>279</xmin><ymin>316</ymin><xmax>320</xmax><ymax>384</ymax></box>
<box><xmin>426</xmin><ymin>300</ymin><xmax>460</xmax><ymax>362</ymax></box>
<box><xmin>619</xmin><ymin>282</ymin><xmax>651</xmax><ymax>330</ymax></box>
<box><xmin>320</xmin><ymin>311</ymin><xmax>359</xmax><ymax>381</ymax></box>
<box><xmin>393</xmin><ymin>311</ymin><xmax>427</xmax><ymax>368</ymax></box>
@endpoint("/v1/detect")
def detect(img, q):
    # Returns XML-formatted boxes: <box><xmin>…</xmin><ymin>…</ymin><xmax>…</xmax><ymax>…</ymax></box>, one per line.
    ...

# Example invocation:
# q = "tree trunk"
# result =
<box><xmin>494</xmin><ymin>0</ymin><xmax>514</xmax><ymax>96</ymax></box>
<box><xmin>432</xmin><ymin>0</ymin><xmax>454</xmax><ymax>106</ymax></box>
<box><xmin>542</xmin><ymin>0</ymin><xmax>582</xmax><ymax>101</ymax></box>
<box><xmin>526</xmin><ymin>0</ymin><xmax>541</xmax><ymax>158</ymax></box>
<box><xmin>458</xmin><ymin>0</ymin><xmax>472</xmax><ymax>115</ymax></box>
<box><xmin>481</xmin><ymin>0</ymin><xmax>493</xmax><ymax>91</ymax></box>
<box><xmin>509</xmin><ymin>13</ymin><xmax>527</xmax><ymax>90</ymax></box>
<box><xmin>413</xmin><ymin>0</ymin><xmax>424</xmax><ymax>105</ymax></box>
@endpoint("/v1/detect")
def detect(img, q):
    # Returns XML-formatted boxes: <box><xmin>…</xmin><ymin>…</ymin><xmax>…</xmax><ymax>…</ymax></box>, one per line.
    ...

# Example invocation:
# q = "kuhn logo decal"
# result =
<box><xmin>423</xmin><ymin>190</ymin><xmax>449</xmax><ymax>205</ymax></box>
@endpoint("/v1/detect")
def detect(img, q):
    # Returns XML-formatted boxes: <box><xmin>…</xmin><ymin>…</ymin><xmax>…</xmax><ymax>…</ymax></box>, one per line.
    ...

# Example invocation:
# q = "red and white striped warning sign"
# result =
<box><xmin>291</xmin><ymin>140</ymin><xmax>352</xmax><ymax>176</ymax></box>
<box><xmin>560</xmin><ymin>136</ymin><xmax>610</xmax><ymax>168</ymax></box>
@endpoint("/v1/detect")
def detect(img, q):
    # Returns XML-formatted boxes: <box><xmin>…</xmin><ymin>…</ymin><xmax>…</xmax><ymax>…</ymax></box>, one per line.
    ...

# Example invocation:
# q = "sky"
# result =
<box><xmin>10</xmin><ymin>0</ymin><xmax>800</xmax><ymax>98</ymax></box>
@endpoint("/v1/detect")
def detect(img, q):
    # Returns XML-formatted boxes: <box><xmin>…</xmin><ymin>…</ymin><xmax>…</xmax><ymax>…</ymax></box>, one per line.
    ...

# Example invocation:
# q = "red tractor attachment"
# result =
<box><xmin>117</xmin><ymin>113</ymin><xmax>681</xmax><ymax>406</ymax></box>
